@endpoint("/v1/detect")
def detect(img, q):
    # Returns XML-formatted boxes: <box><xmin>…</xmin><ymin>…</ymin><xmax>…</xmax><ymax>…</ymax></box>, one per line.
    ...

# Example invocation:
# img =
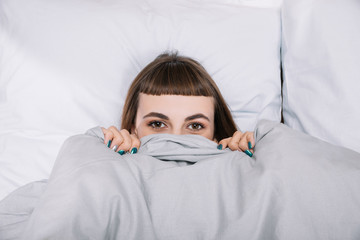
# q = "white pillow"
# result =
<box><xmin>0</xmin><ymin>0</ymin><xmax>281</xmax><ymax>200</ymax></box>
<box><xmin>281</xmin><ymin>0</ymin><xmax>360</xmax><ymax>153</ymax></box>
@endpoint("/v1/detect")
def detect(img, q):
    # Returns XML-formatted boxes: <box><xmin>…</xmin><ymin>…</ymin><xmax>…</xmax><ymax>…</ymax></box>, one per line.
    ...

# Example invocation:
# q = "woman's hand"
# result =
<box><xmin>218</xmin><ymin>131</ymin><xmax>255</xmax><ymax>157</ymax></box>
<box><xmin>101</xmin><ymin>126</ymin><xmax>141</xmax><ymax>155</ymax></box>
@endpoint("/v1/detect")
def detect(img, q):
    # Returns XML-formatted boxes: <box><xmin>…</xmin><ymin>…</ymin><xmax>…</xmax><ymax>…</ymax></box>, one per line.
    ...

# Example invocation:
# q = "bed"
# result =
<box><xmin>0</xmin><ymin>0</ymin><xmax>360</xmax><ymax>239</ymax></box>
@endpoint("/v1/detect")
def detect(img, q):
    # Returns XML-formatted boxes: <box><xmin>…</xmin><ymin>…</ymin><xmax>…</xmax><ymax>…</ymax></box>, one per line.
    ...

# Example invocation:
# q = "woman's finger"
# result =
<box><xmin>239</xmin><ymin>132</ymin><xmax>255</xmax><ymax>157</ymax></box>
<box><xmin>108</xmin><ymin>128</ymin><xmax>124</xmax><ymax>152</ymax></box>
<box><xmin>218</xmin><ymin>137</ymin><xmax>230</xmax><ymax>150</ymax></box>
<box><xmin>102</xmin><ymin>127</ymin><xmax>114</xmax><ymax>147</ymax></box>
<box><xmin>238</xmin><ymin>131</ymin><xmax>252</xmax><ymax>151</ymax></box>
<box><xmin>247</xmin><ymin>132</ymin><xmax>255</xmax><ymax>152</ymax></box>
<box><xmin>117</xmin><ymin>129</ymin><xmax>133</xmax><ymax>152</ymax></box>
<box><xmin>104</xmin><ymin>126</ymin><xmax>123</xmax><ymax>150</ymax></box>
<box><xmin>129</xmin><ymin>134</ymin><xmax>141</xmax><ymax>154</ymax></box>
<box><xmin>241</xmin><ymin>131</ymin><xmax>255</xmax><ymax>154</ymax></box>
<box><xmin>227</xmin><ymin>131</ymin><xmax>243</xmax><ymax>151</ymax></box>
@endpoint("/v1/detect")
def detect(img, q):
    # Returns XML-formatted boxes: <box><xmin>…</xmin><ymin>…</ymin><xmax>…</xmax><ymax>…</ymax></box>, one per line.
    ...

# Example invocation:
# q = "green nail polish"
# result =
<box><xmin>107</xmin><ymin>140</ymin><xmax>112</xmax><ymax>148</ymax></box>
<box><xmin>118</xmin><ymin>150</ymin><xmax>125</xmax><ymax>155</ymax></box>
<box><xmin>130</xmin><ymin>147</ymin><xmax>137</xmax><ymax>154</ymax></box>
<box><xmin>248</xmin><ymin>141</ymin><xmax>252</xmax><ymax>149</ymax></box>
<box><xmin>245</xmin><ymin>150</ymin><xmax>253</xmax><ymax>157</ymax></box>
<box><xmin>217</xmin><ymin>144</ymin><xmax>223</xmax><ymax>150</ymax></box>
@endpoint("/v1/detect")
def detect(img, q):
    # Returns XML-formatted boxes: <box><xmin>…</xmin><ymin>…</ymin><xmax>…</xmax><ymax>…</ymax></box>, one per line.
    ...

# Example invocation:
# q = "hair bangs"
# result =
<box><xmin>138</xmin><ymin>58</ymin><xmax>214</xmax><ymax>97</ymax></box>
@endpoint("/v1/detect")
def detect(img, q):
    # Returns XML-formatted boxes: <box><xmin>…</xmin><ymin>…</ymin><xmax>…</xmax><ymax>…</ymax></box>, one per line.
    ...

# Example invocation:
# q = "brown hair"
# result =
<box><xmin>121</xmin><ymin>52</ymin><xmax>237</xmax><ymax>141</ymax></box>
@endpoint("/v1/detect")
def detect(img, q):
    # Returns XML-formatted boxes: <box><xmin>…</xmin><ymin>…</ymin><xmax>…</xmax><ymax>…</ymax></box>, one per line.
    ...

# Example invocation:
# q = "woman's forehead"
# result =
<box><xmin>137</xmin><ymin>93</ymin><xmax>215</xmax><ymax>117</ymax></box>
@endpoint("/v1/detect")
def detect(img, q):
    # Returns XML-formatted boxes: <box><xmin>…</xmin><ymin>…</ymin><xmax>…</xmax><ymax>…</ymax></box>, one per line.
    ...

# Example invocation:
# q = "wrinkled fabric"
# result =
<box><xmin>1</xmin><ymin>120</ymin><xmax>360</xmax><ymax>240</ymax></box>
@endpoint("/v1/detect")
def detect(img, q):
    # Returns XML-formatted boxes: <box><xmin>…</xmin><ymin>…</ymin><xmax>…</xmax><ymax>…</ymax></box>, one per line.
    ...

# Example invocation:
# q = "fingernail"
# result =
<box><xmin>118</xmin><ymin>150</ymin><xmax>125</xmax><ymax>155</ymax></box>
<box><xmin>245</xmin><ymin>150</ymin><xmax>253</xmax><ymax>157</ymax></box>
<box><xmin>107</xmin><ymin>140</ymin><xmax>112</xmax><ymax>148</ymax></box>
<box><xmin>248</xmin><ymin>141</ymin><xmax>252</xmax><ymax>149</ymax></box>
<box><xmin>130</xmin><ymin>147</ymin><xmax>137</xmax><ymax>154</ymax></box>
<box><xmin>112</xmin><ymin>145</ymin><xmax>118</xmax><ymax>151</ymax></box>
<box><xmin>217</xmin><ymin>144</ymin><xmax>223</xmax><ymax>150</ymax></box>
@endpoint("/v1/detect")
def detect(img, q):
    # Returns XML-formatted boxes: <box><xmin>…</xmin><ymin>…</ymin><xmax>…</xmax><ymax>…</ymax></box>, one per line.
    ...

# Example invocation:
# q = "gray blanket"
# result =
<box><xmin>1</xmin><ymin>120</ymin><xmax>360</xmax><ymax>239</ymax></box>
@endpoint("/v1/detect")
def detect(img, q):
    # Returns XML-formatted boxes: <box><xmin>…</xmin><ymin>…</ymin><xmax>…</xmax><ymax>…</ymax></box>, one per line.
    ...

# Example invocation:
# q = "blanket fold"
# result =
<box><xmin>1</xmin><ymin>120</ymin><xmax>359</xmax><ymax>240</ymax></box>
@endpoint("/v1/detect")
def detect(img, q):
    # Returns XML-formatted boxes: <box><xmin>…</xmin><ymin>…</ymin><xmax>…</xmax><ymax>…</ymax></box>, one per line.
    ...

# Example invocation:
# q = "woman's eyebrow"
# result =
<box><xmin>143</xmin><ymin>112</ymin><xmax>169</xmax><ymax>120</ymax></box>
<box><xmin>185</xmin><ymin>113</ymin><xmax>210</xmax><ymax>122</ymax></box>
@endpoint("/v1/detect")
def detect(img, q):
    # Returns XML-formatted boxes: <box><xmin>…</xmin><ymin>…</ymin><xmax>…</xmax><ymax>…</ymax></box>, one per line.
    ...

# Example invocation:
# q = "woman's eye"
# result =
<box><xmin>188</xmin><ymin>123</ymin><xmax>204</xmax><ymax>130</ymax></box>
<box><xmin>149</xmin><ymin>121</ymin><xmax>166</xmax><ymax>129</ymax></box>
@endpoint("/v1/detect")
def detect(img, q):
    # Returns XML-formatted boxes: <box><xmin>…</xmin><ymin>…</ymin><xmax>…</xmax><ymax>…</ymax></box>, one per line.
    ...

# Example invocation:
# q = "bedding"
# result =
<box><xmin>281</xmin><ymin>0</ymin><xmax>360</xmax><ymax>152</ymax></box>
<box><xmin>1</xmin><ymin>120</ymin><xmax>359</xmax><ymax>240</ymax></box>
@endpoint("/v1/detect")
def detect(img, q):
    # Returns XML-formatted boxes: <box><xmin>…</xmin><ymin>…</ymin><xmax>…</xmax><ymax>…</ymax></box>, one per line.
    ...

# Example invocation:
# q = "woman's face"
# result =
<box><xmin>133</xmin><ymin>93</ymin><xmax>215</xmax><ymax>141</ymax></box>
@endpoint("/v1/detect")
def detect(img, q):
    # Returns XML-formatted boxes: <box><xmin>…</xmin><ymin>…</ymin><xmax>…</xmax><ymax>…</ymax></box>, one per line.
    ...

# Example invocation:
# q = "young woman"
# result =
<box><xmin>102</xmin><ymin>52</ymin><xmax>255</xmax><ymax>157</ymax></box>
